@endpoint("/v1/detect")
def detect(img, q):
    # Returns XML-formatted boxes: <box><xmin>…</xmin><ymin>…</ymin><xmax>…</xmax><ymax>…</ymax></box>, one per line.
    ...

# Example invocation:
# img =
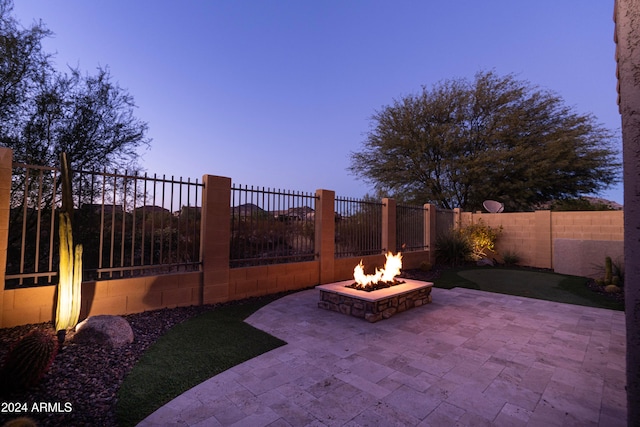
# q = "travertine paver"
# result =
<box><xmin>137</xmin><ymin>287</ymin><xmax>627</xmax><ymax>426</ymax></box>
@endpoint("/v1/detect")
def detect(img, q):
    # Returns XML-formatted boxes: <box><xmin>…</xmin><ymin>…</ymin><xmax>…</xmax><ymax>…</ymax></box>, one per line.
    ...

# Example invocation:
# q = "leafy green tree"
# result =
<box><xmin>0</xmin><ymin>0</ymin><xmax>149</xmax><ymax>171</ymax></box>
<box><xmin>349</xmin><ymin>71</ymin><xmax>620</xmax><ymax>211</ymax></box>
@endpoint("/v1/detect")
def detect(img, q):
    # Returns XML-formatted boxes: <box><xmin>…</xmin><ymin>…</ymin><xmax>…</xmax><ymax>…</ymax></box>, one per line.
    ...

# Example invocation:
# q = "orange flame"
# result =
<box><xmin>353</xmin><ymin>252</ymin><xmax>403</xmax><ymax>286</ymax></box>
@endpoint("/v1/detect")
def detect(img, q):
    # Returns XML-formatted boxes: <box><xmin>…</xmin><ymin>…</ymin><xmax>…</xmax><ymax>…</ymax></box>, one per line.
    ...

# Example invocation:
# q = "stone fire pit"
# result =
<box><xmin>317</xmin><ymin>278</ymin><xmax>433</xmax><ymax>322</ymax></box>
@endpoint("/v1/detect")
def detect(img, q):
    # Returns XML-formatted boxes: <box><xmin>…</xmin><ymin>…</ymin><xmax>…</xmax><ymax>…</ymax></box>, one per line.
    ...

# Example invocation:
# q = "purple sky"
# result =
<box><xmin>12</xmin><ymin>1</ymin><xmax>623</xmax><ymax>204</ymax></box>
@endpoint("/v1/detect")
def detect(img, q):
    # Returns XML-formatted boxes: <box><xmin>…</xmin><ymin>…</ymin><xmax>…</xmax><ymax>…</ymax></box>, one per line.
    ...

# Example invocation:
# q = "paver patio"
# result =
<box><xmin>138</xmin><ymin>287</ymin><xmax>627</xmax><ymax>426</ymax></box>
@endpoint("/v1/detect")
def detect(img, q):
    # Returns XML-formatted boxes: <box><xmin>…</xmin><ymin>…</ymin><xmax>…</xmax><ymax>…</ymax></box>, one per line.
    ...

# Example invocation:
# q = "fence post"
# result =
<box><xmin>424</xmin><ymin>203</ymin><xmax>437</xmax><ymax>265</ymax></box>
<box><xmin>200</xmin><ymin>175</ymin><xmax>231</xmax><ymax>304</ymax></box>
<box><xmin>315</xmin><ymin>189</ymin><xmax>335</xmax><ymax>284</ymax></box>
<box><xmin>453</xmin><ymin>208</ymin><xmax>462</xmax><ymax>230</ymax></box>
<box><xmin>0</xmin><ymin>148</ymin><xmax>12</xmax><ymax>327</ymax></box>
<box><xmin>534</xmin><ymin>210</ymin><xmax>552</xmax><ymax>269</ymax></box>
<box><xmin>382</xmin><ymin>198</ymin><xmax>396</xmax><ymax>253</ymax></box>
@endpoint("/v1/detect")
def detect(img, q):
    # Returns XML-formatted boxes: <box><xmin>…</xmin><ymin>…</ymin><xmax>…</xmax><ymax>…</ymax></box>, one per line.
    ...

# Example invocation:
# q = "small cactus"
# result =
<box><xmin>0</xmin><ymin>330</ymin><xmax>58</xmax><ymax>394</ymax></box>
<box><xmin>2</xmin><ymin>417</ymin><xmax>38</xmax><ymax>427</ymax></box>
<box><xmin>604</xmin><ymin>256</ymin><xmax>613</xmax><ymax>285</ymax></box>
<box><xmin>605</xmin><ymin>284</ymin><xmax>622</xmax><ymax>294</ymax></box>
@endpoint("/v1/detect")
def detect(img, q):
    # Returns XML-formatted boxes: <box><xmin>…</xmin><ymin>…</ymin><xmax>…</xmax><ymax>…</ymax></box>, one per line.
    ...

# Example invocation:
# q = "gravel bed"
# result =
<box><xmin>0</xmin><ymin>303</ymin><xmax>220</xmax><ymax>427</ymax></box>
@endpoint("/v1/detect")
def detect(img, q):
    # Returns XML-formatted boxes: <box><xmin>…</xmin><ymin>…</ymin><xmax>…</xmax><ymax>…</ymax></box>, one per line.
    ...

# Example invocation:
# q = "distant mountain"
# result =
<box><xmin>583</xmin><ymin>196</ymin><xmax>623</xmax><ymax>210</ymax></box>
<box><xmin>536</xmin><ymin>196</ymin><xmax>623</xmax><ymax>211</ymax></box>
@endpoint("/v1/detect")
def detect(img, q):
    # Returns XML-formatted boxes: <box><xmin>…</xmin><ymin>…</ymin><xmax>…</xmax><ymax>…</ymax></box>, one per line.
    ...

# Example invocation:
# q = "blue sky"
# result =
<box><xmin>12</xmin><ymin>1</ymin><xmax>623</xmax><ymax>204</ymax></box>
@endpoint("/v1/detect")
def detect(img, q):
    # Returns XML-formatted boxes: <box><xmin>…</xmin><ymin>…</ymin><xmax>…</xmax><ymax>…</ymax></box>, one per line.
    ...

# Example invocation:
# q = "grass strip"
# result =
<box><xmin>115</xmin><ymin>299</ymin><xmax>286</xmax><ymax>427</ymax></box>
<box><xmin>435</xmin><ymin>267</ymin><xmax>623</xmax><ymax>311</ymax></box>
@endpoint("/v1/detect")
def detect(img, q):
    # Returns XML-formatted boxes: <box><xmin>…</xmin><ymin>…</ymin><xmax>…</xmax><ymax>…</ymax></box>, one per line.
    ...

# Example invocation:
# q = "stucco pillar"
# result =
<box><xmin>200</xmin><ymin>175</ymin><xmax>231</xmax><ymax>304</ymax></box>
<box><xmin>533</xmin><ymin>210</ymin><xmax>552</xmax><ymax>269</ymax></box>
<box><xmin>0</xmin><ymin>148</ymin><xmax>11</xmax><ymax>327</ymax></box>
<box><xmin>615</xmin><ymin>0</ymin><xmax>640</xmax><ymax>422</ymax></box>
<box><xmin>424</xmin><ymin>204</ymin><xmax>437</xmax><ymax>264</ymax></box>
<box><xmin>382</xmin><ymin>198</ymin><xmax>396</xmax><ymax>253</ymax></box>
<box><xmin>315</xmin><ymin>189</ymin><xmax>335</xmax><ymax>284</ymax></box>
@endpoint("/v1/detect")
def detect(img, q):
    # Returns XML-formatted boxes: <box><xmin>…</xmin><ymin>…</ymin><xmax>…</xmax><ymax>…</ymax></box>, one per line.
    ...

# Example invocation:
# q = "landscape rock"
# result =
<box><xmin>74</xmin><ymin>315</ymin><xmax>134</xmax><ymax>348</ymax></box>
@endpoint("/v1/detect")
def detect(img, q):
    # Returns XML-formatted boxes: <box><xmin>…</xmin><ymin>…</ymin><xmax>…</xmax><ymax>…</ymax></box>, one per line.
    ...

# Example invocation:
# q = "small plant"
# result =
<box><xmin>1</xmin><ymin>416</ymin><xmax>38</xmax><ymax>427</ymax></box>
<box><xmin>604</xmin><ymin>256</ymin><xmax>613</xmax><ymax>285</ymax></box>
<box><xmin>597</xmin><ymin>256</ymin><xmax>624</xmax><ymax>288</ymax></box>
<box><xmin>0</xmin><ymin>329</ymin><xmax>58</xmax><ymax>394</ymax></box>
<box><xmin>435</xmin><ymin>230</ymin><xmax>472</xmax><ymax>266</ymax></box>
<box><xmin>419</xmin><ymin>261</ymin><xmax>432</xmax><ymax>271</ymax></box>
<box><xmin>502</xmin><ymin>250</ymin><xmax>521</xmax><ymax>266</ymax></box>
<box><xmin>459</xmin><ymin>220</ymin><xmax>502</xmax><ymax>261</ymax></box>
<box><xmin>605</xmin><ymin>284</ymin><xmax>622</xmax><ymax>294</ymax></box>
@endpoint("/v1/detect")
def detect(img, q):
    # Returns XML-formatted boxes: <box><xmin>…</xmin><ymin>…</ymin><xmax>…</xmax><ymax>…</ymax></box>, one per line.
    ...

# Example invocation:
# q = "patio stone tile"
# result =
<box><xmin>268</xmin><ymin>401</ymin><xmax>318</xmax><ymax>427</ymax></box>
<box><xmin>305</xmin><ymin>374</ymin><xmax>351</xmax><ymax>399</ymax></box>
<box><xmin>445</xmin><ymin>385</ymin><xmax>504</xmax><ymax>421</ymax></box>
<box><xmin>408</xmin><ymin>353</ymin><xmax>457</xmax><ymax>377</ymax></box>
<box><xmin>302</xmin><ymin>386</ymin><xmax>374</xmax><ymax>426</ymax></box>
<box><xmin>334</xmin><ymin>370</ymin><xmax>393</xmax><ymax>399</ymax></box>
<box><xmin>137</xmin><ymin>288</ymin><xmax>626</xmax><ymax>427</ymax></box>
<box><xmin>334</xmin><ymin>353</ymin><xmax>396</xmax><ymax>383</ymax></box>
<box><xmin>493</xmin><ymin>402</ymin><xmax>532</xmax><ymax>425</ymax></box>
<box><xmin>419</xmin><ymin>401</ymin><xmax>466</xmax><ymax>426</ymax></box>
<box><xmin>386</xmin><ymin>369</ymin><xmax>436</xmax><ymax>393</ymax></box>
<box><xmin>484</xmin><ymin>376</ymin><xmax>542</xmax><ymax>412</ymax></box>
<box><xmin>210</xmin><ymin>400</ymin><xmax>248</xmax><ymax>426</ymax></box>
<box><xmin>264</xmin><ymin>419</ymin><xmax>293</xmax><ymax>427</ymax></box>
<box><xmin>382</xmin><ymin>384</ymin><xmax>441</xmax><ymax>420</ymax></box>
<box><xmin>227</xmin><ymin>406</ymin><xmax>281</xmax><ymax>427</ymax></box>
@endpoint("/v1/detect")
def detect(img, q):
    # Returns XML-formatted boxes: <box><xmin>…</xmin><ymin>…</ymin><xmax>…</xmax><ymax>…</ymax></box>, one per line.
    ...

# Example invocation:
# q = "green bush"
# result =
<box><xmin>435</xmin><ymin>230</ymin><xmax>472</xmax><ymax>266</ymax></box>
<box><xmin>459</xmin><ymin>220</ymin><xmax>502</xmax><ymax>260</ymax></box>
<box><xmin>502</xmin><ymin>250</ymin><xmax>521</xmax><ymax>266</ymax></box>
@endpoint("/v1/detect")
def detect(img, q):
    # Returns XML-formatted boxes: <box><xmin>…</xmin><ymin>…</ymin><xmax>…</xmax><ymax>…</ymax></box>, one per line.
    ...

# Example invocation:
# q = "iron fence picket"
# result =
<box><xmin>6</xmin><ymin>165</ymin><xmax>203</xmax><ymax>288</ymax></box>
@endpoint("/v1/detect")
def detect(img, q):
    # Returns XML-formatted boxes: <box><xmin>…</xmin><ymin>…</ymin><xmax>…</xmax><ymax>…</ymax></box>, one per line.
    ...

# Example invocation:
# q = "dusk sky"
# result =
<box><xmin>12</xmin><ymin>1</ymin><xmax>623</xmax><ymax>204</ymax></box>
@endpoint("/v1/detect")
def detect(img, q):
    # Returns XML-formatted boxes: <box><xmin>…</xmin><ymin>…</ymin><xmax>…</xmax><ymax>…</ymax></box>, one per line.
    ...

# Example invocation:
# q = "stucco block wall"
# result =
<box><xmin>458</xmin><ymin>210</ymin><xmax>623</xmax><ymax>274</ymax></box>
<box><xmin>1</xmin><ymin>272</ymin><xmax>203</xmax><ymax>328</ymax></box>
<box><xmin>229</xmin><ymin>260</ymin><xmax>320</xmax><ymax>299</ymax></box>
<box><xmin>553</xmin><ymin>239</ymin><xmax>624</xmax><ymax>279</ymax></box>
<box><xmin>552</xmin><ymin>211</ymin><xmax>624</xmax><ymax>241</ymax></box>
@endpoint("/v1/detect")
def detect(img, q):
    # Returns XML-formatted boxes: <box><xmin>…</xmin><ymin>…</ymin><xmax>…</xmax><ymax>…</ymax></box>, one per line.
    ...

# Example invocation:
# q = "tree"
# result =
<box><xmin>349</xmin><ymin>71</ymin><xmax>620</xmax><ymax>211</ymax></box>
<box><xmin>0</xmin><ymin>0</ymin><xmax>150</xmax><ymax>172</ymax></box>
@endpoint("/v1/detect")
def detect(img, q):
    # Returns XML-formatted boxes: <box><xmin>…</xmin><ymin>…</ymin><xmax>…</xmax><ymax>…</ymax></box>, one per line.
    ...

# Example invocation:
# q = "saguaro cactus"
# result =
<box><xmin>55</xmin><ymin>153</ymin><xmax>83</xmax><ymax>336</ymax></box>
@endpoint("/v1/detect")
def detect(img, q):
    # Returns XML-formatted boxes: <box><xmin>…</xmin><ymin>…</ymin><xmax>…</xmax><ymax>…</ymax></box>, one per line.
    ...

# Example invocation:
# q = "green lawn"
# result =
<box><xmin>434</xmin><ymin>267</ymin><xmax>624</xmax><ymax>311</ymax></box>
<box><xmin>116</xmin><ymin>299</ymin><xmax>286</xmax><ymax>427</ymax></box>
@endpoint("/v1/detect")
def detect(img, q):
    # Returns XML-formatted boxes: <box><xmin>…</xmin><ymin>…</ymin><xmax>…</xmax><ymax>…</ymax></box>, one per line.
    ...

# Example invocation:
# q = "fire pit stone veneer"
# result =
<box><xmin>317</xmin><ymin>279</ymin><xmax>433</xmax><ymax>322</ymax></box>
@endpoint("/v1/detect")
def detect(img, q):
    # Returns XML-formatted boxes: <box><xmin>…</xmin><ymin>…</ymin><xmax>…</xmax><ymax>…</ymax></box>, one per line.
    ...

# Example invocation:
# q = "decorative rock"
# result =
<box><xmin>74</xmin><ymin>315</ymin><xmax>134</xmax><ymax>348</ymax></box>
<box><xmin>477</xmin><ymin>257</ymin><xmax>495</xmax><ymax>266</ymax></box>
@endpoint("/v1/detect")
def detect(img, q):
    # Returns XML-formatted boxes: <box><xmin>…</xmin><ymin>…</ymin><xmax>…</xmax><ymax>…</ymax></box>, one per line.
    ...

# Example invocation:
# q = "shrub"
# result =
<box><xmin>502</xmin><ymin>250</ymin><xmax>521</xmax><ymax>266</ymax></box>
<box><xmin>435</xmin><ymin>230</ymin><xmax>472</xmax><ymax>266</ymax></box>
<box><xmin>459</xmin><ymin>220</ymin><xmax>502</xmax><ymax>261</ymax></box>
<box><xmin>0</xmin><ymin>329</ymin><xmax>58</xmax><ymax>394</ymax></box>
<box><xmin>419</xmin><ymin>261</ymin><xmax>432</xmax><ymax>271</ymax></box>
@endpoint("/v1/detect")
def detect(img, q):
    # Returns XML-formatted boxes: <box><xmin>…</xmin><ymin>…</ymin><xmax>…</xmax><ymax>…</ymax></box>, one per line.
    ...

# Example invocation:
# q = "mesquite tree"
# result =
<box><xmin>349</xmin><ymin>71</ymin><xmax>620</xmax><ymax>211</ymax></box>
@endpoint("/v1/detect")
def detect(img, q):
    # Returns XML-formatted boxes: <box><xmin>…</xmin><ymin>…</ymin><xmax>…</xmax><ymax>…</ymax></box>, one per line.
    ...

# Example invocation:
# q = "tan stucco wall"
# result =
<box><xmin>459</xmin><ymin>210</ymin><xmax>624</xmax><ymax>273</ymax></box>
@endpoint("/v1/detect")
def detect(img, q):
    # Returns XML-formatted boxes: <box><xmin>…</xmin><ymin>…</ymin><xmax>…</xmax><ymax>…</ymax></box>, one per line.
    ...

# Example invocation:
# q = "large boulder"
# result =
<box><xmin>74</xmin><ymin>315</ymin><xmax>134</xmax><ymax>348</ymax></box>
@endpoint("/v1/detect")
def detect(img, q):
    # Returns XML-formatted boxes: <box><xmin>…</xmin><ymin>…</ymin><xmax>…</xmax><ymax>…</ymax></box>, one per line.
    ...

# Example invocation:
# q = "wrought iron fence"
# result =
<box><xmin>230</xmin><ymin>184</ymin><xmax>316</xmax><ymax>267</ymax></box>
<box><xmin>6</xmin><ymin>164</ymin><xmax>203</xmax><ymax>288</ymax></box>
<box><xmin>436</xmin><ymin>207</ymin><xmax>455</xmax><ymax>238</ymax></box>
<box><xmin>396</xmin><ymin>204</ymin><xmax>427</xmax><ymax>252</ymax></box>
<box><xmin>334</xmin><ymin>196</ymin><xmax>383</xmax><ymax>258</ymax></box>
